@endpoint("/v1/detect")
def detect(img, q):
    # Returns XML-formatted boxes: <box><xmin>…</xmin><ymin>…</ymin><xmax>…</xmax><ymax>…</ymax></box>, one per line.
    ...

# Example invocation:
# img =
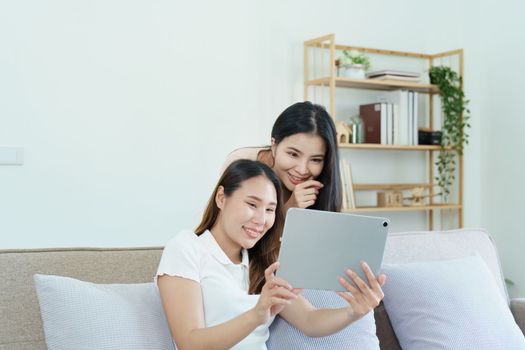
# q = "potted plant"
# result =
<box><xmin>336</xmin><ymin>50</ymin><xmax>371</xmax><ymax>79</ymax></box>
<box><xmin>429</xmin><ymin>66</ymin><xmax>471</xmax><ymax>201</ymax></box>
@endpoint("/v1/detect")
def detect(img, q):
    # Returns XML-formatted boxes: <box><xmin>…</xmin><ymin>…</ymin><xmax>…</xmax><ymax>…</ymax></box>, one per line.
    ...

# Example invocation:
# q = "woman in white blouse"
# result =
<box><xmin>157</xmin><ymin>159</ymin><xmax>385</xmax><ymax>350</ymax></box>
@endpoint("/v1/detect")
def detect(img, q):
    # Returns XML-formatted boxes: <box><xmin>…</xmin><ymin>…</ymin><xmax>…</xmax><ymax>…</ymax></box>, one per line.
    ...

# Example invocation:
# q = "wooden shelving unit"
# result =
<box><xmin>304</xmin><ymin>34</ymin><xmax>464</xmax><ymax>230</ymax></box>
<box><xmin>337</xmin><ymin>143</ymin><xmax>450</xmax><ymax>151</ymax></box>
<box><xmin>343</xmin><ymin>204</ymin><xmax>462</xmax><ymax>214</ymax></box>
<box><xmin>306</xmin><ymin>77</ymin><xmax>439</xmax><ymax>94</ymax></box>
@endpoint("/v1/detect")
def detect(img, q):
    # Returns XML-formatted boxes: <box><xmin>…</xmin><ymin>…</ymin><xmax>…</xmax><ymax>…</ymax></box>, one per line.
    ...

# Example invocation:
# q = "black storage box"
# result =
<box><xmin>418</xmin><ymin>130</ymin><xmax>442</xmax><ymax>145</ymax></box>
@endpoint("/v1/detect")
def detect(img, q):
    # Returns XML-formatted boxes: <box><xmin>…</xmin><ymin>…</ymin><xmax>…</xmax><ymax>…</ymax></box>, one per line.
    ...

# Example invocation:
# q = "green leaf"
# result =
<box><xmin>430</xmin><ymin>65</ymin><xmax>471</xmax><ymax>198</ymax></box>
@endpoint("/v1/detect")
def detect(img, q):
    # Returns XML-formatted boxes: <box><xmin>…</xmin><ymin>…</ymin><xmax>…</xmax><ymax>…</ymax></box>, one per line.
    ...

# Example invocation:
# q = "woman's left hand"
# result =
<box><xmin>336</xmin><ymin>261</ymin><xmax>386</xmax><ymax>320</ymax></box>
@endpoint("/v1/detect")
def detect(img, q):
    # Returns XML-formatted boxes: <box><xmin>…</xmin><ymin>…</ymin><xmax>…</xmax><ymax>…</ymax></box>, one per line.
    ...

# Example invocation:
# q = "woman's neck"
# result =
<box><xmin>209</xmin><ymin>222</ymin><xmax>243</xmax><ymax>264</ymax></box>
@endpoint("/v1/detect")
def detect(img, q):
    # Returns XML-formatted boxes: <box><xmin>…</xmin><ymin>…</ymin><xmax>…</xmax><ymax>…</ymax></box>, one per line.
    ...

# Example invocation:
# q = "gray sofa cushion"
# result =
<box><xmin>267</xmin><ymin>289</ymin><xmax>379</xmax><ymax>349</ymax></box>
<box><xmin>384</xmin><ymin>228</ymin><xmax>508</xmax><ymax>302</ymax></box>
<box><xmin>34</xmin><ymin>274</ymin><xmax>175</xmax><ymax>350</ymax></box>
<box><xmin>382</xmin><ymin>255</ymin><xmax>525</xmax><ymax>349</ymax></box>
<box><xmin>0</xmin><ymin>247</ymin><xmax>163</xmax><ymax>350</ymax></box>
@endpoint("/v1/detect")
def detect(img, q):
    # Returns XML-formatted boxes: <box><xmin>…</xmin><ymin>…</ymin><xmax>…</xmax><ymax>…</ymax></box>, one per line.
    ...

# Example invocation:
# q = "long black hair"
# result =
<box><xmin>195</xmin><ymin>159</ymin><xmax>284</xmax><ymax>294</ymax></box>
<box><xmin>271</xmin><ymin>101</ymin><xmax>342</xmax><ymax>212</ymax></box>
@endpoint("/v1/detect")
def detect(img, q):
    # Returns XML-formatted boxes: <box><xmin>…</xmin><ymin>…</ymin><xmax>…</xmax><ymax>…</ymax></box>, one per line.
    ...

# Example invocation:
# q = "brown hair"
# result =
<box><xmin>195</xmin><ymin>159</ymin><xmax>284</xmax><ymax>294</ymax></box>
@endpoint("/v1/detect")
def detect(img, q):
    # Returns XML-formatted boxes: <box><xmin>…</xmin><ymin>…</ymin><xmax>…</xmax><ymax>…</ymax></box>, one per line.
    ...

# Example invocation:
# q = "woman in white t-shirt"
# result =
<box><xmin>157</xmin><ymin>159</ymin><xmax>385</xmax><ymax>350</ymax></box>
<box><xmin>223</xmin><ymin>101</ymin><xmax>342</xmax><ymax>215</ymax></box>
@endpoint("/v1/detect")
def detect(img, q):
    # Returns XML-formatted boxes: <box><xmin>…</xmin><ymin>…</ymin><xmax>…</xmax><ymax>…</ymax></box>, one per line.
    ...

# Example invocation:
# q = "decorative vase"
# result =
<box><xmin>339</xmin><ymin>64</ymin><xmax>366</xmax><ymax>79</ymax></box>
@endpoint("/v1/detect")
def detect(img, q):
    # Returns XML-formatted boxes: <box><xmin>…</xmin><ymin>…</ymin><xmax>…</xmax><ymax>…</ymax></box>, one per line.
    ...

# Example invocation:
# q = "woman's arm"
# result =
<box><xmin>158</xmin><ymin>262</ymin><xmax>298</xmax><ymax>350</ymax></box>
<box><xmin>158</xmin><ymin>276</ymin><xmax>261</xmax><ymax>350</ymax></box>
<box><xmin>279</xmin><ymin>262</ymin><xmax>385</xmax><ymax>337</ymax></box>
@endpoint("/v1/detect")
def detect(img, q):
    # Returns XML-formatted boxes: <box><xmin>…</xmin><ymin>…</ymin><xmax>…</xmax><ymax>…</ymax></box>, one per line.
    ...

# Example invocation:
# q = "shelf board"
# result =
<box><xmin>306</xmin><ymin>77</ymin><xmax>438</xmax><ymax>94</ymax></box>
<box><xmin>343</xmin><ymin>204</ymin><xmax>462</xmax><ymax>213</ymax></box>
<box><xmin>353</xmin><ymin>183</ymin><xmax>431</xmax><ymax>191</ymax></box>
<box><xmin>338</xmin><ymin>143</ymin><xmax>445</xmax><ymax>151</ymax></box>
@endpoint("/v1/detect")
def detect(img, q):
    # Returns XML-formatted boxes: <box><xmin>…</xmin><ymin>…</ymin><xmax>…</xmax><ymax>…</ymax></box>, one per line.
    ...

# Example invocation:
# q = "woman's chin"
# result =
<box><xmin>242</xmin><ymin>240</ymin><xmax>258</xmax><ymax>250</ymax></box>
<box><xmin>283</xmin><ymin>181</ymin><xmax>296</xmax><ymax>193</ymax></box>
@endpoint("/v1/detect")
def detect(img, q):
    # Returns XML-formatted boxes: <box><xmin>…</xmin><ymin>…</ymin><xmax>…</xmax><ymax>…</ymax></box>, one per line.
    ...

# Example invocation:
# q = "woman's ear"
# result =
<box><xmin>270</xmin><ymin>138</ymin><xmax>276</xmax><ymax>157</ymax></box>
<box><xmin>215</xmin><ymin>186</ymin><xmax>225</xmax><ymax>209</ymax></box>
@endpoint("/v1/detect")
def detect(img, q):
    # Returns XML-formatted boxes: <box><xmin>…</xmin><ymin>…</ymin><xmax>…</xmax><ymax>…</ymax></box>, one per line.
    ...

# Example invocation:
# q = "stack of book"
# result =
<box><xmin>366</xmin><ymin>70</ymin><xmax>421</xmax><ymax>82</ymax></box>
<box><xmin>359</xmin><ymin>90</ymin><xmax>419</xmax><ymax>145</ymax></box>
<box><xmin>339</xmin><ymin>159</ymin><xmax>356</xmax><ymax>210</ymax></box>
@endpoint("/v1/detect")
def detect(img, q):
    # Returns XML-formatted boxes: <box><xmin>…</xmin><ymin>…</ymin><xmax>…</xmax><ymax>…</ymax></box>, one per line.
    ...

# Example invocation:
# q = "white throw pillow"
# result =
<box><xmin>34</xmin><ymin>274</ymin><xmax>175</xmax><ymax>350</ymax></box>
<box><xmin>382</xmin><ymin>255</ymin><xmax>525</xmax><ymax>350</ymax></box>
<box><xmin>267</xmin><ymin>289</ymin><xmax>379</xmax><ymax>350</ymax></box>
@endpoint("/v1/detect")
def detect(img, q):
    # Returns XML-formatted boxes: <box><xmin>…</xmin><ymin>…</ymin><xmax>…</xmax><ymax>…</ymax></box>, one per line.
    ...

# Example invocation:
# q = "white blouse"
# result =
<box><xmin>156</xmin><ymin>229</ymin><xmax>274</xmax><ymax>350</ymax></box>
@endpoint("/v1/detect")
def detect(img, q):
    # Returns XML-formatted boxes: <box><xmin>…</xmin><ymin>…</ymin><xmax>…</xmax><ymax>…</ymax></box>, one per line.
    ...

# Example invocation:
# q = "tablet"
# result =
<box><xmin>276</xmin><ymin>208</ymin><xmax>389</xmax><ymax>291</ymax></box>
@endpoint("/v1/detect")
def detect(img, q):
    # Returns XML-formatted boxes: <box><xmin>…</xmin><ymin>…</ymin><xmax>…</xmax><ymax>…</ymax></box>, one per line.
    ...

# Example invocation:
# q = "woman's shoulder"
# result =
<box><xmin>164</xmin><ymin>229</ymin><xmax>201</xmax><ymax>253</ymax></box>
<box><xmin>220</xmin><ymin>146</ymin><xmax>271</xmax><ymax>174</ymax></box>
<box><xmin>226</xmin><ymin>146</ymin><xmax>270</xmax><ymax>161</ymax></box>
<box><xmin>157</xmin><ymin>230</ymin><xmax>203</xmax><ymax>282</ymax></box>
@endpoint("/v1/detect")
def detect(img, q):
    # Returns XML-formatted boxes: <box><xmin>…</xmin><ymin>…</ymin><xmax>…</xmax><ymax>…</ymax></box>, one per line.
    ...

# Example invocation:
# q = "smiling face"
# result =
<box><xmin>213</xmin><ymin>175</ymin><xmax>278</xmax><ymax>261</ymax></box>
<box><xmin>271</xmin><ymin>133</ymin><xmax>326</xmax><ymax>193</ymax></box>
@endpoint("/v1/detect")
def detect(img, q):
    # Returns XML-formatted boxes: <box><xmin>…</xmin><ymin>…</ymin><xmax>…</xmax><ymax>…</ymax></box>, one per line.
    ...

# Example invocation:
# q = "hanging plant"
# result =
<box><xmin>429</xmin><ymin>66</ymin><xmax>470</xmax><ymax>201</ymax></box>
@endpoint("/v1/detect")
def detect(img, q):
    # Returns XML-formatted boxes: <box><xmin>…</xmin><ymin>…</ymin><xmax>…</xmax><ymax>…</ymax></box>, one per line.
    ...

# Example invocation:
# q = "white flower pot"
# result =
<box><xmin>339</xmin><ymin>64</ymin><xmax>366</xmax><ymax>79</ymax></box>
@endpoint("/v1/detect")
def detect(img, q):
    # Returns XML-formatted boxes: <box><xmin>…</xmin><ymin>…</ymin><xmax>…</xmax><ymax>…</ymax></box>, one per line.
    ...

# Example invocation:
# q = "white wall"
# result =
<box><xmin>478</xmin><ymin>0</ymin><xmax>525</xmax><ymax>297</ymax></box>
<box><xmin>0</xmin><ymin>0</ymin><xmax>522</xmax><ymax>295</ymax></box>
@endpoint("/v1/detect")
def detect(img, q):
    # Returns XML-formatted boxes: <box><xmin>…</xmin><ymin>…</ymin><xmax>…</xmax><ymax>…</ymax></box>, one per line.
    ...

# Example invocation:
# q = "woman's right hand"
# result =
<box><xmin>252</xmin><ymin>262</ymin><xmax>300</xmax><ymax>325</ymax></box>
<box><xmin>286</xmin><ymin>180</ymin><xmax>324</xmax><ymax>209</ymax></box>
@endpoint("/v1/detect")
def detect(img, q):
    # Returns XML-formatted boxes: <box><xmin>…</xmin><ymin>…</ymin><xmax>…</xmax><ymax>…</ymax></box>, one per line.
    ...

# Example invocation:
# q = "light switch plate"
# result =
<box><xmin>0</xmin><ymin>147</ymin><xmax>24</xmax><ymax>165</ymax></box>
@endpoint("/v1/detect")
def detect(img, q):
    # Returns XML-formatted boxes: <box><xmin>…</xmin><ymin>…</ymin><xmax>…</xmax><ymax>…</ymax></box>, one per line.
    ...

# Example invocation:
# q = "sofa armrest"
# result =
<box><xmin>510</xmin><ymin>298</ymin><xmax>525</xmax><ymax>335</ymax></box>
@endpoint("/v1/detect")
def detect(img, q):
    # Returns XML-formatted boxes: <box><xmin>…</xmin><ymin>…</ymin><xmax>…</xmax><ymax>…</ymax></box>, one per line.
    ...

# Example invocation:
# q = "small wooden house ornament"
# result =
<box><xmin>335</xmin><ymin>121</ymin><xmax>352</xmax><ymax>144</ymax></box>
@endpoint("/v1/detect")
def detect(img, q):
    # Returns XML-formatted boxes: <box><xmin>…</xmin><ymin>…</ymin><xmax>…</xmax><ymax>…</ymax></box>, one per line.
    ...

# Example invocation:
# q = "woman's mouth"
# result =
<box><xmin>243</xmin><ymin>226</ymin><xmax>263</xmax><ymax>239</ymax></box>
<box><xmin>288</xmin><ymin>173</ymin><xmax>309</xmax><ymax>185</ymax></box>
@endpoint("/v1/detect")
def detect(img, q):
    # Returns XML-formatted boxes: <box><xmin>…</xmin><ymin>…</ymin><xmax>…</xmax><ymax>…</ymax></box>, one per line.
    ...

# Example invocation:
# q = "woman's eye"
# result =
<box><xmin>288</xmin><ymin>152</ymin><xmax>298</xmax><ymax>158</ymax></box>
<box><xmin>312</xmin><ymin>158</ymin><xmax>324</xmax><ymax>164</ymax></box>
<box><xmin>266</xmin><ymin>207</ymin><xmax>276</xmax><ymax>213</ymax></box>
<box><xmin>247</xmin><ymin>202</ymin><xmax>257</xmax><ymax>208</ymax></box>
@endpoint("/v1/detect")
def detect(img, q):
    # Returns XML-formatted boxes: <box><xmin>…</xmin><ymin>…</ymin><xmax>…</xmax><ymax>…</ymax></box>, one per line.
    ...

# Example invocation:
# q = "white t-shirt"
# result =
<box><xmin>156</xmin><ymin>229</ymin><xmax>274</xmax><ymax>350</ymax></box>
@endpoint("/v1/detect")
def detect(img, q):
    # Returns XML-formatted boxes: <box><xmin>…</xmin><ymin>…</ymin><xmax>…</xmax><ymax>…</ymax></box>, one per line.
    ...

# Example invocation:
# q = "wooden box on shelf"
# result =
<box><xmin>377</xmin><ymin>191</ymin><xmax>403</xmax><ymax>208</ymax></box>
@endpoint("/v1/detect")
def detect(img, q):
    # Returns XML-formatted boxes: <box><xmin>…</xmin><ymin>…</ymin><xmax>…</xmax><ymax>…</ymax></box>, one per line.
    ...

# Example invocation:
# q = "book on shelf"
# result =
<box><xmin>346</xmin><ymin>162</ymin><xmax>356</xmax><ymax>209</ymax></box>
<box><xmin>359</xmin><ymin>90</ymin><xmax>420</xmax><ymax>146</ymax></box>
<box><xmin>408</xmin><ymin>91</ymin><xmax>414</xmax><ymax>145</ymax></box>
<box><xmin>375</xmin><ymin>89</ymin><xmax>419</xmax><ymax>146</ymax></box>
<box><xmin>393</xmin><ymin>103</ymin><xmax>400</xmax><ymax>145</ymax></box>
<box><xmin>376</xmin><ymin>92</ymin><xmax>403</xmax><ymax>145</ymax></box>
<box><xmin>359</xmin><ymin>103</ymin><xmax>381</xmax><ymax>144</ymax></box>
<box><xmin>368</xmin><ymin>74</ymin><xmax>421</xmax><ymax>82</ymax></box>
<box><xmin>339</xmin><ymin>160</ymin><xmax>349</xmax><ymax>209</ymax></box>
<box><xmin>413</xmin><ymin>91</ymin><xmax>419</xmax><ymax>145</ymax></box>
<box><xmin>366</xmin><ymin>69</ymin><xmax>421</xmax><ymax>78</ymax></box>
<box><xmin>339</xmin><ymin>159</ymin><xmax>355</xmax><ymax>210</ymax></box>
<box><xmin>386</xmin><ymin>103</ymin><xmax>393</xmax><ymax>145</ymax></box>
<box><xmin>359</xmin><ymin>102</ymin><xmax>395</xmax><ymax>146</ymax></box>
<box><xmin>380</xmin><ymin>103</ymin><xmax>387</xmax><ymax>145</ymax></box>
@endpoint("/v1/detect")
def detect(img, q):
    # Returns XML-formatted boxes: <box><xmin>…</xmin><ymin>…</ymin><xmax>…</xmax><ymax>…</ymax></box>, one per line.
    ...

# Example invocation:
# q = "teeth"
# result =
<box><xmin>290</xmin><ymin>174</ymin><xmax>306</xmax><ymax>182</ymax></box>
<box><xmin>244</xmin><ymin>227</ymin><xmax>261</xmax><ymax>237</ymax></box>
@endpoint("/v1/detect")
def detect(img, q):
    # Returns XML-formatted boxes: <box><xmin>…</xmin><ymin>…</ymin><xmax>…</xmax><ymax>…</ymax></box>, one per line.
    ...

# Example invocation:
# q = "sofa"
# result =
<box><xmin>1</xmin><ymin>228</ymin><xmax>524</xmax><ymax>349</ymax></box>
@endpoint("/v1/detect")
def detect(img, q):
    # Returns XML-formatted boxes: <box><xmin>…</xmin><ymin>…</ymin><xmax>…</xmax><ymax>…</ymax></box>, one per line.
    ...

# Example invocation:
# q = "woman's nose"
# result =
<box><xmin>252</xmin><ymin>208</ymin><xmax>265</xmax><ymax>224</ymax></box>
<box><xmin>296</xmin><ymin>160</ymin><xmax>309</xmax><ymax>175</ymax></box>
